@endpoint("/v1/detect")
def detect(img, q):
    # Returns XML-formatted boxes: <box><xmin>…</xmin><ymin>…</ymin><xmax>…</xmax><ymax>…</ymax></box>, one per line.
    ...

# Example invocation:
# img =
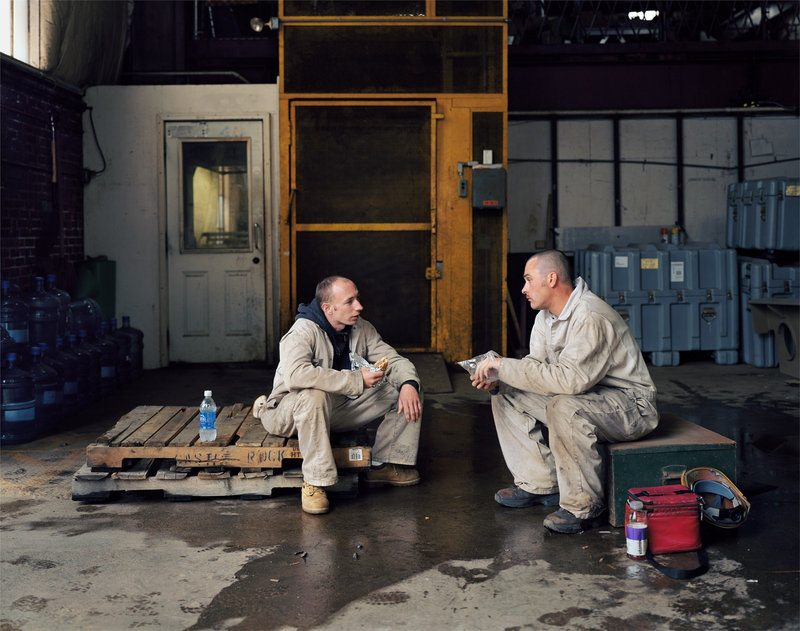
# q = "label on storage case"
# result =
<box><xmin>614</xmin><ymin>256</ymin><xmax>629</xmax><ymax>268</ymax></box>
<box><xmin>786</xmin><ymin>185</ymin><xmax>800</xmax><ymax>196</ymax></box>
<box><xmin>641</xmin><ymin>258</ymin><xmax>659</xmax><ymax>270</ymax></box>
<box><xmin>670</xmin><ymin>261</ymin><xmax>685</xmax><ymax>282</ymax></box>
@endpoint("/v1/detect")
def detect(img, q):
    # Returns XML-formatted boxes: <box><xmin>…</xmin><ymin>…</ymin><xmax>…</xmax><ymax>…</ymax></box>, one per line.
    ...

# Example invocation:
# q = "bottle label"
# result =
<box><xmin>8</xmin><ymin>328</ymin><xmax>28</xmax><ymax>344</ymax></box>
<box><xmin>43</xmin><ymin>390</ymin><xmax>59</xmax><ymax>405</ymax></box>
<box><xmin>199</xmin><ymin>410</ymin><xmax>216</xmax><ymax>430</ymax></box>
<box><xmin>2</xmin><ymin>401</ymin><xmax>36</xmax><ymax>421</ymax></box>
<box><xmin>101</xmin><ymin>365</ymin><xmax>116</xmax><ymax>379</ymax></box>
<box><xmin>64</xmin><ymin>381</ymin><xmax>79</xmax><ymax>395</ymax></box>
<box><xmin>625</xmin><ymin>522</ymin><xmax>647</xmax><ymax>557</ymax></box>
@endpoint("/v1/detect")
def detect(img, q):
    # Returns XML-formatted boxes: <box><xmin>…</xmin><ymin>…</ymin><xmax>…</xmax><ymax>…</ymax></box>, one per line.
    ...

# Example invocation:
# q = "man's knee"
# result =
<box><xmin>292</xmin><ymin>388</ymin><xmax>332</xmax><ymax>421</ymax></box>
<box><xmin>545</xmin><ymin>395</ymin><xmax>582</xmax><ymax>432</ymax></box>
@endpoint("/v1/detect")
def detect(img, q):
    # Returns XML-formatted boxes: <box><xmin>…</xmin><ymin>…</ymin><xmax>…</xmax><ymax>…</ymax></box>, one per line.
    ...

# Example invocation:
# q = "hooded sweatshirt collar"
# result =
<box><xmin>295</xmin><ymin>299</ymin><xmax>352</xmax><ymax>370</ymax></box>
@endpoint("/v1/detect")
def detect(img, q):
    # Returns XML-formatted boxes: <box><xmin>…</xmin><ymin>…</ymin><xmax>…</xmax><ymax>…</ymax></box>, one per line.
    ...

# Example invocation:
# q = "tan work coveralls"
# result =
<box><xmin>258</xmin><ymin>317</ymin><xmax>421</xmax><ymax>487</ymax></box>
<box><xmin>494</xmin><ymin>278</ymin><xmax>658</xmax><ymax>519</ymax></box>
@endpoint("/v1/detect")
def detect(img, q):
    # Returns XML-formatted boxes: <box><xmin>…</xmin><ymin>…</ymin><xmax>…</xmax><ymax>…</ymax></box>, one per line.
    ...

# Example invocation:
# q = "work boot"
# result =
<box><xmin>494</xmin><ymin>486</ymin><xmax>560</xmax><ymax>508</ymax></box>
<box><xmin>251</xmin><ymin>395</ymin><xmax>267</xmax><ymax>419</ymax></box>
<box><xmin>543</xmin><ymin>508</ymin><xmax>606</xmax><ymax>534</ymax></box>
<box><xmin>366</xmin><ymin>463</ymin><xmax>421</xmax><ymax>488</ymax></box>
<box><xmin>301</xmin><ymin>482</ymin><xmax>329</xmax><ymax>514</ymax></box>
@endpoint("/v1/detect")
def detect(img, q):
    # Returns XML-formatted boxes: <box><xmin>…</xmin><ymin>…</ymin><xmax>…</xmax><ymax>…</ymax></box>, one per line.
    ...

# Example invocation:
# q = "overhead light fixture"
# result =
<box><xmin>250</xmin><ymin>17</ymin><xmax>279</xmax><ymax>33</ymax></box>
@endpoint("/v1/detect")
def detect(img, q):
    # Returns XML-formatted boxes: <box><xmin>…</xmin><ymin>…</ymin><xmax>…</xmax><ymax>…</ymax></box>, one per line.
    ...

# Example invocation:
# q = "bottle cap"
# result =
<box><xmin>204</xmin><ymin>390</ymin><xmax>212</xmax><ymax>397</ymax></box>
<box><xmin>629</xmin><ymin>500</ymin><xmax>644</xmax><ymax>511</ymax></box>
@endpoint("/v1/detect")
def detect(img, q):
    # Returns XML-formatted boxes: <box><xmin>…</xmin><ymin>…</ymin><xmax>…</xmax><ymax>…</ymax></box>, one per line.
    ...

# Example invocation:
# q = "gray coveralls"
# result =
<box><xmin>258</xmin><ymin>317</ymin><xmax>421</xmax><ymax>488</ymax></box>
<box><xmin>493</xmin><ymin>278</ymin><xmax>658</xmax><ymax>519</ymax></box>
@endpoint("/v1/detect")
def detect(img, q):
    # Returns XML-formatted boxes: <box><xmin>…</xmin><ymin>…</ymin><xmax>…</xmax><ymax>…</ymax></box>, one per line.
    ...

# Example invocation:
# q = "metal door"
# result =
<box><xmin>289</xmin><ymin>102</ymin><xmax>437</xmax><ymax>349</ymax></box>
<box><xmin>165</xmin><ymin>120</ymin><xmax>267</xmax><ymax>362</ymax></box>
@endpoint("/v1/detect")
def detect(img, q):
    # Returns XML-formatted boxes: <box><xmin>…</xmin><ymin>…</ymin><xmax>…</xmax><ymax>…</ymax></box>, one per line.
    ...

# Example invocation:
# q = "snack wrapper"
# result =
<box><xmin>457</xmin><ymin>350</ymin><xmax>500</xmax><ymax>383</ymax></box>
<box><xmin>350</xmin><ymin>352</ymin><xmax>387</xmax><ymax>385</ymax></box>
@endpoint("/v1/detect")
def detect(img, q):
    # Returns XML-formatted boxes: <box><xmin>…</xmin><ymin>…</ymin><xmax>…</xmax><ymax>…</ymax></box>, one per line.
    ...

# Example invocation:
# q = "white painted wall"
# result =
<box><xmin>82</xmin><ymin>84</ymin><xmax>280</xmax><ymax>368</ymax></box>
<box><xmin>507</xmin><ymin>113</ymin><xmax>799</xmax><ymax>253</ymax></box>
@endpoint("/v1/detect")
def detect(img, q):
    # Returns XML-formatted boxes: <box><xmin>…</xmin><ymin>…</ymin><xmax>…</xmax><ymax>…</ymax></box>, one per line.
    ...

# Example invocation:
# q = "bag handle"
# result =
<box><xmin>646</xmin><ymin>548</ymin><xmax>709</xmax><ymax>580</ymax></box>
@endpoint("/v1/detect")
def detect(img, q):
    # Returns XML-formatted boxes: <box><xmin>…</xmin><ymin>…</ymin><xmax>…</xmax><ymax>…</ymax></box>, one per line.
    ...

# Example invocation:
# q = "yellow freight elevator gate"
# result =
<box><xmin>278</xmin><ymin>1</ymin><xmax>508</xmax><ymax>363</ymax></box>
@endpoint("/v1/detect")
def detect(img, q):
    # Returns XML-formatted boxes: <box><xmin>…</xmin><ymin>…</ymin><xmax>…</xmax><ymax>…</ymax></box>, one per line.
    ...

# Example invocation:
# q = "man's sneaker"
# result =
<box><xmin>494</xmin><ymin>486</ymin><xmax>560</xmax><ymax>508</ymax></box>
<box><xmin>366</xmin><ymin>464</ymin><xmax>421</xmax><ymax>488</ymax></box>
<box><xmin>251</xmin><ymin>395</ymin><xmax>267</xmax><ymax>419</ymax></box>
<box><xmin>543</xmin><ymin>508</ymin><xmax>606</xmax><ymax>534</ymax></box>
<box><xmin>301</xmin><ymin>482</ymin><xmax>329</xmax><ymax>514</ymax></box>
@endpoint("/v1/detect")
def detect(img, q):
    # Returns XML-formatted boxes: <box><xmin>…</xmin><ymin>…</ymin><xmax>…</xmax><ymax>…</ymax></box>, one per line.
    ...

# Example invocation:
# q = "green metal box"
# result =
<box><xmin>604</xmin><ymin>413</ymin><xmax>736</xmax><ymax>526</ymax></box>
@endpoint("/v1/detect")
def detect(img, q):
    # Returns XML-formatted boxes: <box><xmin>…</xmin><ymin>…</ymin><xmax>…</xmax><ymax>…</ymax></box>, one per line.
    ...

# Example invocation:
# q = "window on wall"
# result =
<box><xmin>1</xmin><ymin>0</ymin><xmax>30</xmax><ymax>63</ymax></box>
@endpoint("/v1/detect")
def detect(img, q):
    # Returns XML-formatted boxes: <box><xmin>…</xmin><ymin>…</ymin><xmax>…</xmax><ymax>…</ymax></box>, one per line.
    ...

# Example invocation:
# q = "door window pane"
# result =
<box><xmin>181</xmin><ymin>140</ymin><xmax>250</xmax><ymax>251</ymax></box>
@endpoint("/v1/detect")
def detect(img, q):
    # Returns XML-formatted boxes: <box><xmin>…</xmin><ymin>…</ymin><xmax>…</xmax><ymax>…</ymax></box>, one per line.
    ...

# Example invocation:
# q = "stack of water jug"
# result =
<box><xmin>727</xmin><ymin>177</ymin><xmax>800</xmax><ymax>368</ymax></box>
<box><xmin>1</xmin><ymin>275</ymin><xmax>144</xmax><ymax>444</ymax></box>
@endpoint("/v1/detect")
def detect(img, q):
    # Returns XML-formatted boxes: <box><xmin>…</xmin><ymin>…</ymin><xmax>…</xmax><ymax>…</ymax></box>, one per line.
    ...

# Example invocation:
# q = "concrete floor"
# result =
<box><xmin>1</xmin><ymin>358</ymin><xmax>798</xmax><ymax>631</ymax></box>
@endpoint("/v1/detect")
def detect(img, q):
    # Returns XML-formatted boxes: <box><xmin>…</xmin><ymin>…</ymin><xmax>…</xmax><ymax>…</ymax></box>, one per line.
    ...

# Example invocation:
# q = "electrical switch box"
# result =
<box><xmin>472</xmin><ymin>165</ymin><xmax>506</xmax><ymax>210</ymax></box>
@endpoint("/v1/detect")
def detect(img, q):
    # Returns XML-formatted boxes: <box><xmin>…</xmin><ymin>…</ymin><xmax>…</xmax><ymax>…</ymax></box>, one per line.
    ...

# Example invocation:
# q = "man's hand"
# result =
<box><xmin>397</xmin><ymin>383</ymin><xmax>422</xmax><ymax>423</ymax></box>
<box><xmin>470</xmin><ymin>355</ymin><xmax>502</xmax><ymax>392</ymax></box>
<box><xmin>361</xmin><ymin>366</ymin><xmax>385</xmax><ymax>389</ymax></box>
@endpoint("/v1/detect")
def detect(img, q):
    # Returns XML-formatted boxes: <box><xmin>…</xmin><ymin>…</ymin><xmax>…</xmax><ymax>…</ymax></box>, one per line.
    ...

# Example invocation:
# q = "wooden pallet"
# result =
<box><xmin>72</xmin><ymin>404</ymin><xmax>371</xmax><ymax>502</ymax></box>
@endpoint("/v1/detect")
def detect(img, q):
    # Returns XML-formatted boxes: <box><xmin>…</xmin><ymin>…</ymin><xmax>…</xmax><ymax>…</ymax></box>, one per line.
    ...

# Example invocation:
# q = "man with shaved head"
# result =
<box><xmin>252</xmin><ymin>275</ymin><xmax>422</xmax><ymax>515</ymax></box>
<box><xmin>472</xmin><ymin>250</ymin><xmax>658</xmax><ymax>534</ymax></box>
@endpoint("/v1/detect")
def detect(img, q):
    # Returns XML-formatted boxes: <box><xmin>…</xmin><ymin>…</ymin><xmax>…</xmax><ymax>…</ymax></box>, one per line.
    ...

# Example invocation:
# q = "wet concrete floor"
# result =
<box><xmin>1</xmin><ymin>358</ymin><xmax>798</xmax><ymax>631</ymax></box>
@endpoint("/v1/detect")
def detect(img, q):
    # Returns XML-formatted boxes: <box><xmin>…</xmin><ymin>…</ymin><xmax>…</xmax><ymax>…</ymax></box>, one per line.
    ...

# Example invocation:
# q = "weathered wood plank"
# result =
<box><xmin>94</xmin><ymin>405</ymin><xmax>163</xmax><ymax>445</ymax></box>
<box><xmin>236</xmin><ymin>416</ymin><xmax>267</xmax><ymax>447</ymax></box>
<box><xmin>145</xmin><ymin>408</ymin><xmax>196</xmax><ymax>447</ymax></box>
<box><xmin>112</xmin><ymin>458</ymin><xmax>157</xmax><ymax>480</ymax></box>
<box><xmin>204</xmin><ymin>405</ymin><xmax>248</xmax><ymax>447</ymax></box>
<box><xmin>263</xmin><ymin>434</ymin><xmax>287</xmax><ymax>447</ymax></box>
<box><xmin>121</xmin><ymin>407</ymin><xmax>184</xmax><ymax>446</ymax></box>
<box><xmin>170</xmin><ymin>408</ymin><xmax>202</xmax><ymax>447</ymax></box>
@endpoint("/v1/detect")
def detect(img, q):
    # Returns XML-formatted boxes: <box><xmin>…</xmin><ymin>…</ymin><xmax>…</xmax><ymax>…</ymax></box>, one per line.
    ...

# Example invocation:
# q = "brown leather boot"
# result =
<box><xmin>366</xmin><ymin>464</ymin><xmax>421</xmax><ymax>488</ymax></box>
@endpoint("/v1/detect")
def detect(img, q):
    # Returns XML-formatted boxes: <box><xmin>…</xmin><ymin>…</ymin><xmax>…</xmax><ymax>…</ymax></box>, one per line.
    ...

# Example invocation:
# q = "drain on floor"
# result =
<box><xmin>364</xmin><ymin>591</ymin><xmax>410</xmax><ymax>605</ymax></box>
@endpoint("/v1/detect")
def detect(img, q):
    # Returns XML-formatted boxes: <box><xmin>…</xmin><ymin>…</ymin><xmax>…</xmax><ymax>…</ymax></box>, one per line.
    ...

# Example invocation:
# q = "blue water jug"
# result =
<box><xmin>45</xmin><ymin>274</ymin><xmax>72</xmax><ymax>338</ymax></box>
<box><xmin>1</xmin><ymin>280</ymin><xmax>29</xmax><ymax>350</ymax></box>
<box><xmin>67</xmin><ymin>333</ymin><xmax>93</xmax><ymax>407</ymax></box>
<box><xmin>108</xmin><ymin>318</ymin><xmax>132</xmax><ymax>385</ymax></box>
<box><xmin>27</xmin><ymin>276</ymin><xmax>60</xmax><ymax>352</ymax></box>
<box><xmin>55</xmin><ymin>337</ymin><xmax>82</xmax><ymax>416</ymax></box>
<box><xmin>77</xmin><ymin>330</ymin><xmax>101</xmax><ymax>402</ymax></box>
<box><xmin>119</xmin><ymin>315</ymin><xmax>144</xmax><ymax>378</ymax></box>
<box><xmin>94</xmin><ymin>324</ymin><xmax>117</xmax><ymax>396</ymax></box>
<box><xmin>1</xmin><ymin>352</ymin><xmax>37</xmax><ymax>444</ymax></box>
<box><xmin>29</xmin><ymin>345</ymin><xmax>62</xmax><ymax>433</ymax></box>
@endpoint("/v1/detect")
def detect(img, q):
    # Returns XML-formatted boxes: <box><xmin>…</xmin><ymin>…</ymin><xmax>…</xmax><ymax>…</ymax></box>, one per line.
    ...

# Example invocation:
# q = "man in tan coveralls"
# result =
<box><xmin>472</xmin><ymin>250</ymin><xmax>658</xmax><ymax>533</ymax></box>
<box><xmin>252</xmin><ymin>275</ymin><xmax>422</xmax><ymax>514</ymax></box>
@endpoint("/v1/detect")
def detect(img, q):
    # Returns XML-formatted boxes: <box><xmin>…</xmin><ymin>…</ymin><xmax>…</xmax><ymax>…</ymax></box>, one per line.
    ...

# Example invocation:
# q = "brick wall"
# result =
<box><xmin>1</xmin><ymin>55</ymin><xmax>85</xmax><ymax>296</ymax></box>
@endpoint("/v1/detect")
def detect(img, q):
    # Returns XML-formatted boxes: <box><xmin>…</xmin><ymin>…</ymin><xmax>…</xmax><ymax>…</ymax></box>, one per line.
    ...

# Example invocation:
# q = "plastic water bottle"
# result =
<box><xmin>1</xmin><ymin>352</ymin><xmax>37</xmax><ymax>444</ymax></box>
<box><xmin>626</xmin><ymin>499</ymin><xmax>648</xmax><ymax>560</ymax></box>
<box><xmin>27</xmin><ymin>276</ymin><xmax>60</xmax><ymax>352</ymax></box>
<box><xmin>94</xmin><ymin>325</ymin><xmax>118</xmax><ymax>396</ymax></box>
<box><xmin>1</xmin><ymin>279</ymin><xmax>29</xmax><ymax>351</ymax></box>
<box><xmin>53</xmin><ymin>337</ymin><xmax>81</xmax><ymax>416</ymax></box>
<box><xmin>199</xmin><ymin>390</ymin><xmax>217</xmax><ymax>442</ymax></box>
<box><xmin>119</xmin><ymin>316</ymin><xmax>144</xmax><ymax>378</ymax></box>
<box><xmin>45</xmin><ymin>274</ymin><xmax>71</xmax><ymax>338</ymax></box>
<box><xmin>28</xmin><ymin>345</ymin><xmax>61</xmax><ymax>433</ymax></box>
<box><xmin>108</xmin><ymin>318</ymin><xmax>132</xmax><ymax>384</ymax></box>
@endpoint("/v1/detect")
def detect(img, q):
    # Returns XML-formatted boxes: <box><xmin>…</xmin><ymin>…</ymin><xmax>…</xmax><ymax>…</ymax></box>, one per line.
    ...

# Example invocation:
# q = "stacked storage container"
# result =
<box><xmin>576</xmin><ymin>243</ymin><xmax>739</xmax><ymax>366</ymax></box>
<box><xmin>727</xmin><ymin>178</ymin><xmax>800</xmax><ymax>251</ymax></box>
<box><xmin>739</xmin><ymin>258</ymin><xmax>800</xmax><ymax>367</ymax></box>
<box><xmin>727</xmin><ymin>177</ymin><xmax>799</xmax><ymax>369</ymax></box>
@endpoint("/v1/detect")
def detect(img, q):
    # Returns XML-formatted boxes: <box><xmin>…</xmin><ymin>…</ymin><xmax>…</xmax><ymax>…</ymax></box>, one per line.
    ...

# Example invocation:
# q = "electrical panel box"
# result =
<box><xmin>472</xmin><ymin>165</ymin><xmax>506</xmax><ymax>210</ymax></box>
